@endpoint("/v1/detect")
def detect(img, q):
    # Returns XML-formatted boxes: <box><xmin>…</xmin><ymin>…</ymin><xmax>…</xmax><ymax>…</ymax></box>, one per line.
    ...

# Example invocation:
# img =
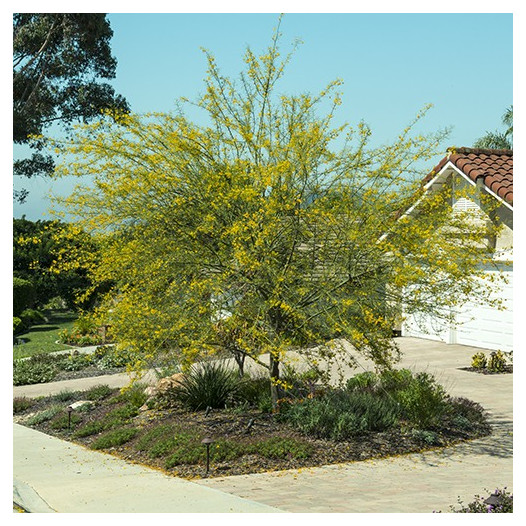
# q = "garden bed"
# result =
<box><xmin>459</xmin><ymin>365</ymin><xmax>513</xmax><ymax>375</ymax></box>
<box><xmin>14</xmin><ymin>367</ymin><xmax>492</xmax><ymax>480</ymax></box>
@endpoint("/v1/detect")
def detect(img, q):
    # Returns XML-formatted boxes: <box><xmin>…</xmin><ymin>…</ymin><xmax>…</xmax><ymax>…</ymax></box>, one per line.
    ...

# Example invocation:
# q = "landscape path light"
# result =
<box><xmin>201</xmin><ymin>437</ymin><xmax>214</xmax><ymax>477</ymax></box>
<box><xmin>67</xmin><ymin>406</ymin><xmax>73</xmax><ymax>430</ymax></box>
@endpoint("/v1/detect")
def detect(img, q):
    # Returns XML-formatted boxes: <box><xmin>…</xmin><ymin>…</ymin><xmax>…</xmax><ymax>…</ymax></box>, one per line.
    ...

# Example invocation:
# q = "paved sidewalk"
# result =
<box><xmin>13</xmin><ymin>424</ymin><xmax>283</xmax><ymax>513</ymax></box>
<box><xmin>13</xmin><ymin>337</ymin><xmax>513</xmax><ymax>513</ymax></box>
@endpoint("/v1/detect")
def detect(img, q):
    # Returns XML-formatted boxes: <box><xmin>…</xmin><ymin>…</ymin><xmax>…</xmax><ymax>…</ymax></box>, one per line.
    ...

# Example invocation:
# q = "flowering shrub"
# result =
<box><xmin>448</xmin><ymin>488</ymin><xmax>513</xmax><ymax>513</ymax></box>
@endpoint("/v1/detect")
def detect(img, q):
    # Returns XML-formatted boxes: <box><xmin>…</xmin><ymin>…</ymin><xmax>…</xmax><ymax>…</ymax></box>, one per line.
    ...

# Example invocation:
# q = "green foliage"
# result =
<box><xmin>84</xmin><ymin>384</ymin><xmax>114</xmax><ymax>402</ymax></box>
<box><xmin>13</xmin><ymin>217</ymin><xmax>106</xmax><ymax>310</ymax></box>
<box><xmin>393</xmin><ymin>372</ymin><xmax>447</xmax><ymax>428</ymax></box>
<box><xmin>410</xmin><ymin>429</ymin><xmax>440</xmax><ymax>446</ymax></box>
<box><xmin>53</xmin><ymin>390</ymin><xmax>75</xmax><ymax>402</ymax></box>
<box><xmin>13</xmin><ymin>346</ymin><xmax>134</xmax><ymax>386</ymax></box>
<box><xmin>73</xmin><ymin>421</ymin><xmax>106</xmax><ymax>438</ymax></box>
<box><xmin>92</xmin><ymin>346</ymin><xmax>133</xmax><ymax>369</ymax></box>
<box><xmin>13</xmin><ymin>310</ymin><xmax>77</xmax><ymax>360</ymax></box>
<box><xmin>256</xmin><ymin>437</ymin><xmax>313</xmax><ymax>459</ymax></box>
<box><xmin>474</xmin><ymin>106</ymin><xmax>513</xmax><ymax>150</ymax></box>
<box><xmin>13</xmin><ymin>396</ymin><xmax>33</xmax><ymax>414</ymax></box>
<box><xmin>13</xmin><ymin>317</ymin><xmax>24</xmax><ymax>335</ymax></box>
<box><xmin>13</xmin><ymin>277</ymin><xmax>36</xmax><ymax>316</ymax></box>
<box><xmin>471</xmin><ymin>352</ymin><xmax>487</xmax><ymax>370</ymax></box>
<box><xmin>118</xmin><ymin>384</ymin><xmax>148</xmax><ymax>408</ymax></box>
<box><xmin>13</xmin><ymin>13</ymin><xmax>129</xmax><ymax>202</ymax></box>
<box><xmin>160</xmin><ymin>432</ymin><xmax>313</xmax><ymax>469</ymax></box>
<box><xmin>173</xmin><ymin>361</ymin><xmax>240</xmax><ymax>410</ymax></box>
<box><xmin>488</xmin><ymin>351</ymin><xmax>506</xmax><ymax>372</ymax></box>
<box><xmin>282</xmin><ymin>390</ymin><xmax>400</xmax><ymax>440</ymax></box>
<box><xmin>25</xmin><ymin>405</ymin><xmax>62</xmax><ymax>425</ymax></box>
<box><xmin>448</xmin><ymin>488</ymin><xmax>513</xmax><ymax>513</ymax></box>
<box><xmin>49</xmin><ymin>412</ymin><xmax>82</xmax><ymax>430</ymax></box>
<box><xmin>90</xmin><ymin>428</ymin><xmax>138</xmax><ymax>450</ymax></box>
<box><xmin>13</xmin><ymin>354</ymin><xmax>58</xmax><ymax>385</ymax></box>
<box><xmin>238</xmin><ymin>374</ymin><xmax>273</xmax><ymax>412</ymax></box>
<box><xmin>346</xmin><ymin>368</ymin><xmax>448</xmax><ymax>429</ymax></box>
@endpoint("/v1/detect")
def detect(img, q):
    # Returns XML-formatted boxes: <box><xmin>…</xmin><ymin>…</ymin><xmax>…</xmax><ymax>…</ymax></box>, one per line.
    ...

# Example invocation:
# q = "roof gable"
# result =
<box><xmin>425</xmin><ymin>147</ymin><xmax>513</xmax><ymax>206</ymax></box>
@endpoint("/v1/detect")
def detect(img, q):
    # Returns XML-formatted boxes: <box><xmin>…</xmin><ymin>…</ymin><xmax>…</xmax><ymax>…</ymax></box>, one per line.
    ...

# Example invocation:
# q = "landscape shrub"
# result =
<box><xmin>90</xmin><ymin>428</ymin><xmax>139</xmax><ymax>450</ymax></box>
<box><xmin>13</xmin><ymin>317</ymin><xmax>24</xmax><ymax>335</ymax></box>
<box><xmin>118</xmin><ymin>383</ymin><xmax>148</xmax><ymax>408</ymax></box>
<box><xmin>53</xmin><ymin>389</ymin><xmax>75</xmax><ymax>402</ymax></box>
<box><xmin>471</xmin><ymin>352</ymin><xmax>487</xmax><ymax>370</ymax></box>
<box><xmin>84</xmin><ymin>384</ymin><xmax>114</xmax><ymax>401</ymax></box>
<box><xmin>173</xmin><ymin>361</ymin><xmax>240</xmax><ymax>410</ymax></box>
<box><xmin>487</xmin><ymin>351</ymin><xmax>507</xmax><ymax>372</ymax></box>
<box><xmin>393</xmin><ymin>372</ymin><xmax>448</xmax><ymax>429</ymax></box>
<box><xmin>13</xmin><ymin>277</ymin><xmax>36</xmax><ymax>316</ymax></box>
<box><xmin>282</xmin><ymin>390</ymin><xmax>400</xmax><ymax>440</ymax></box>
<box><xmin>238</xmin><ymin>374</ymin><xmax>272</xmax><ymax>412</ymax></box>
<box><xmin>445</xmin><ymin>397</ymin><xmax>488</xmax><ymax>432</ymax></box>
<box><xmin>13</xmin><ymin>354</ymin><xmax>58</xmax><ymax>385</ymax></box>
<box><xmin>93</xmin><ymin>346</ymin><xmax>134</xmax><ymax>369</ymax></box>
<box><xmin>19</xmin><ymin>308</ymin><xmax>47</xmax><ymax>327</ymax></box>
<box><xmin>347</xmin><ymin>369</ymin><xmax>448</xmax><ymax>429</ymax></box>
<box><xmin>13</xmin><ymin>396</ymin><xmax>33</xmax><ymax>414</ymax></box>
<box><xmin>447</xmin><ymin>488</ymin><xmax>513</xmax><ymax>513</ymax></box>
<box><xmin>410</xmin><ymin>429</ymin><xmax>440</xmax><ymax>446</ymax></box>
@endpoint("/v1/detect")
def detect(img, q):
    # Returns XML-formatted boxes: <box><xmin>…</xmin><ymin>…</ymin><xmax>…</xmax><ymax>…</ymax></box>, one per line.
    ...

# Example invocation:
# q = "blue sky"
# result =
<box><xmin>12</xmin><ymin>10</ymin><xmax>514</xmax><ymax>221</ymax></box>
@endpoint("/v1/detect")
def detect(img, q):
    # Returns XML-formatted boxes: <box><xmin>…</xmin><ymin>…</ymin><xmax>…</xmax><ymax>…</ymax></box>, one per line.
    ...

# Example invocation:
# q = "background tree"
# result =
<box><xmin>473</xmin><ymin>106</ymin><xmax>513</xmax><ymax>149</ymax></box>
<box><xmin>13</xmin><ymin>217</ymin><xmax>107</xmax><ymax>310</ymax></box>
<box><xmin>51</xmin><ymin>26</ymin><xmax>501</xmax><ymax>406</ymax></box>
<box><xmin>13</xmin><ymin>13</ymin><xmax>129</xmax><ymax>202</ymax></box>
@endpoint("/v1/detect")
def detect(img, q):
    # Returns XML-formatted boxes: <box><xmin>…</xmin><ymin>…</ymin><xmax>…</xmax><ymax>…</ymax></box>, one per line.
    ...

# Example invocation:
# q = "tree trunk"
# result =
<box><xmin>269</xmin><ymin>353</ymin><xmax>280</xmax><ymax>410</ymax></box>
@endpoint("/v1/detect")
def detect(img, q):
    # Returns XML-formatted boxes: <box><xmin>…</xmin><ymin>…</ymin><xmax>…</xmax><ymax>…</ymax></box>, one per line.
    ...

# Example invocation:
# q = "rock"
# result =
<box><xmin>143</xmin><ymin>386</ymin><xmax>157</xmax><ymax>397</ymax></box>
<box><xmin>68</xmin><ymin>400</ymin><xmax>94</xmax><ymax>410</ymax></box>
<box><xmin>155</xmin><ymin>373</ymin><xmax>183</xmax><ymax>395</ymax></box>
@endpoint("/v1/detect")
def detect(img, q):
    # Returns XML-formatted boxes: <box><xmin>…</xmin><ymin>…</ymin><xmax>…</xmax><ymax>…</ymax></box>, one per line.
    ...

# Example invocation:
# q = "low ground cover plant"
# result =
<box><xmin>13</xmin><ymin>345</ymin><xmax>135</xmax><ymax>385</ymax></box>
<box><xmin>16</xmin><ymin>366</ymin><xmax>491</xmax><ymax>479</ymax></box>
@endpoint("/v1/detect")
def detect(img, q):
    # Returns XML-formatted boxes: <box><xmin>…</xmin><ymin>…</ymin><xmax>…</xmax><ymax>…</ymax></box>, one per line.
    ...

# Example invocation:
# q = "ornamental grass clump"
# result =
<box><xmin>173</xmin><ymin>360</ymin><xmax>240</xmax><ymax>410</ymax></box>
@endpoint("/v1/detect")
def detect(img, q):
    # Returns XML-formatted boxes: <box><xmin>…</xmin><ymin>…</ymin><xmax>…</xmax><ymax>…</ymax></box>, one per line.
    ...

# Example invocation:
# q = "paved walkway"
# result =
<box><xmin>13</xmin><ymin>337</ymin><xmax>513</xmax><ymax>513</ymax></box>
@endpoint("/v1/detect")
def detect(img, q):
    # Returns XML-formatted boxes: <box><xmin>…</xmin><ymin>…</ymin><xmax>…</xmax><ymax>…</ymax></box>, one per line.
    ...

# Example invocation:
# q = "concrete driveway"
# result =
<box><xmin>196</xmin><ymin>337</ymin><xmax>513</xmax><ymax>512</ymax></box>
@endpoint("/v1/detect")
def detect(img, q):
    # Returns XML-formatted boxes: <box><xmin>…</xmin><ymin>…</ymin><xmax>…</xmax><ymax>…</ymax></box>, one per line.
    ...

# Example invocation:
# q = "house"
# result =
<box><xmin>402</xmin><ymin>147</ymin><xmax>513</xmax><ymax>352</ymax></box>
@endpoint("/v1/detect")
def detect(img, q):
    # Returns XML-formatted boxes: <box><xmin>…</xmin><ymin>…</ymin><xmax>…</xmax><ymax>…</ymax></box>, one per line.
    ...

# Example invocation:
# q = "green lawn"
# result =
<box><xmin>13</xmin><ymin>311</ymin><xmax>78</xmax><ymax>360</ymax></box>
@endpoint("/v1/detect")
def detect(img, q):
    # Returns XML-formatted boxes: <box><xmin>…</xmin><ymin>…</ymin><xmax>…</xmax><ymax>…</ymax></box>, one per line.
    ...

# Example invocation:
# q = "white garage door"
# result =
<box><xmin>402</xmin><ymin>266</ymin><xmax>513</xmax><ymax>352</ymax></box>
<box><xmin>455</xmin><ymin>268</ymin><xmax>513</xmax><ymax>352</ymax></box>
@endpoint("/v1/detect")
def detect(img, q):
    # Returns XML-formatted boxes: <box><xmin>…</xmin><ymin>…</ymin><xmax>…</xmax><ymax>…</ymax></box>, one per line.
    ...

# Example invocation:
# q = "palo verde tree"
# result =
<box><xmin>50</xmin><ymin>23</ymin><xmax>502</xmax><ymax>405</ymax></box>
<box><xmin>13</xmin><ymin>13</ymin><xmax>129</xmax><ymax>202</ymax></box>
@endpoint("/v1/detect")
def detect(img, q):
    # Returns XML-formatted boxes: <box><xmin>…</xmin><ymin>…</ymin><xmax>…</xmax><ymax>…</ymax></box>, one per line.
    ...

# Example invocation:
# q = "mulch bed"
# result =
<box><xmin>459</xmin><ymin>366</ymin><xmax>513</xmax><ymax>375</ymax></box>
<box><xmin>14</xmin><ymin>391</ymin><xmax>492</xmax><ymax>480</ymax></box>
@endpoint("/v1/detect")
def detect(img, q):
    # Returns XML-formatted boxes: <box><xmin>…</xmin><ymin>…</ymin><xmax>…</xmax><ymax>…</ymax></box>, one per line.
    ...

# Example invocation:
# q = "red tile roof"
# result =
<box><xmin>425</xmin><ymin>148</ymin><xmax>513</xmax><ymax>206</ymax></box>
